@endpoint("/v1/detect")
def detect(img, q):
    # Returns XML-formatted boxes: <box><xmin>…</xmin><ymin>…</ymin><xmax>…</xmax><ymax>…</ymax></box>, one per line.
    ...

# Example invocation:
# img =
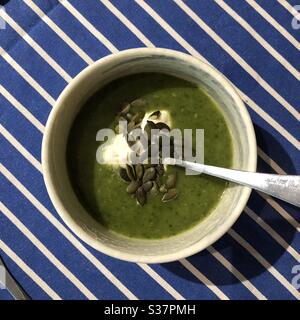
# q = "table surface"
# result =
<box><xmin>0</xmin><ymin>0</ymin><xmax>299</xmax><ymax>300</ymax></box>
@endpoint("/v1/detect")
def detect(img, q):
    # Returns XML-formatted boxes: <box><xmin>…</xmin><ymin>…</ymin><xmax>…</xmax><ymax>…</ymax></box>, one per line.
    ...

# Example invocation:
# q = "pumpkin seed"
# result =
<box><xmin>142</xmin><ymin>167</ymin><xmax>156</xmax><ymax>183</ymax></box>
<box><xmin>150</xmin><ymin>182</ymin><xmax>159</xmax><ymax>196</ymax></box>
<box><xmin>132</xmin><ymin>111</ymin><xmax>145</xmax><ymax>125</ymax></box>
<box><xmin>149</xmin><ymin>110</ymin><xmax>161</xmax><ymax>120</ymax></box>
<box><xmin>119</xmin><ymin>167</ymin><xmax>131</xmax><ymax>182</ymax></box>
<box><xmin>126</xmin><ymin>164</ymin><xmax>136</xmax><ymax>181</ymax></box>
<box><xmin>127</xmin><ymin>139</ymin><xmax>137</xmax><ymax>149</ymax></box>
<box><xmin>120</xmin><ymin>103</ymin><xmax>130</xmax><ymax>115</ymax></box>
<box><xmin>159</xmin><ymin>185</ymin><xmax>168</xmax><ymax>194</ymax></box>
<box><xmin>127</xmin><ymin>121</ymin><xmax>135</xmax><ymax>132</ymax></box>
<box><xmin>135</xmin><ymin>164</ymin><xmax>144</xmax><ymax>180</ymax></box>
<box><xmin>126</xmin><ymin>180</ymin><xmax>141</xmax><ymax>194</ymax></box>
<box><xmin>131</xmin><ymin>99</ymin><xmax>146</xmax><ymax>108</ymax></box>
<box><xmin>156</xmin><ymin>163</ymin><xmax>165</xmax><ymax>176</ymax></box>
<box><xmin>136</xmin><ymin>187</ymin><xmax>146</xmax><ymax>206</ymax></box>
<box><xmin>155</xmin><ymin>176</ymin><xmax>162</xmax><ymax>187</ymax></box>
<box><xmin>165</xmin><ymin>173</ymin><xmax>177</xmax><ymax>189</ymax></box>
<box><xmin>143</xmin><ymin>181</ymin><xmax>153</xmax><ymax>192</ymax></box>
<box><xmin>162</xmin><ymin>188</ymin><xmax>178</xmax><ymax>202</ymax></box>
<box><xmin>116</xmin><ymin>107</ymin><xmax>180</xmax><ymax>205</ymax></box>
<box><xmin>156</xmin><ymin>122</ymin><xmax>170</xmax><ymax>131</ymax></box>
<box><xmin>147</xmin><ymin>120</ymin><xmax>157</xmax><ymax>130</ymax></box>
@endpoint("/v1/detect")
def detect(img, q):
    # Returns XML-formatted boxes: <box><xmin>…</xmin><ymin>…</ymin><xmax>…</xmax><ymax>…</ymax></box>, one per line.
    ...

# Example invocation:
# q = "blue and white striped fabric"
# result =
<box><xmin>0</xmin><ymin>0</ymin><xmax>299</xmax><ymax>300</ymax></box>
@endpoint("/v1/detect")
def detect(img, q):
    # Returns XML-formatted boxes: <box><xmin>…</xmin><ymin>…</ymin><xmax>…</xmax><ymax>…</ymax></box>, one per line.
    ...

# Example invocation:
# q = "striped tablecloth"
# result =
<box><xmin>0</xmin><ymin>0</ymin><xmax>299</xmax><ymax>300</ymax></box>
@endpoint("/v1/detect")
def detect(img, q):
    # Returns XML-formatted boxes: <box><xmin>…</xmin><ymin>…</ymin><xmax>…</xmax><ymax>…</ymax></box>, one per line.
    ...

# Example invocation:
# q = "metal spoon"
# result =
<box><xmin>166</xmin><ymin>158</ymin><xmax>300</xmax><ymax>207</ymax></box>
<box><xmin>0</xmin><ymin>256</ymin><xmax>30</xmax><ymax>300</ymax></box>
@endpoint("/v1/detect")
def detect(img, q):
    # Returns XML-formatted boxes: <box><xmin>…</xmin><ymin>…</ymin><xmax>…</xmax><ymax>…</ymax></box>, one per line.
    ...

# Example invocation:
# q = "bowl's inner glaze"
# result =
<box><xmin>44</xmin><ymin>50</ymin><xmax>256</xmax><ymax>262</ymax></box>
<box><xmin>66</xmin><ymin>72</ymin><xmax>233</xmax><ymax>239</ymax></box>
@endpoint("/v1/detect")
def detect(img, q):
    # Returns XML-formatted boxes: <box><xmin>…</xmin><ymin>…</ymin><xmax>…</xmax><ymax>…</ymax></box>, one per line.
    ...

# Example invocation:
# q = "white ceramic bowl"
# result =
<box><xmin>42</xmin><ymin>48</ymin><xmax>257</xmax><ymax>263</ymax></box>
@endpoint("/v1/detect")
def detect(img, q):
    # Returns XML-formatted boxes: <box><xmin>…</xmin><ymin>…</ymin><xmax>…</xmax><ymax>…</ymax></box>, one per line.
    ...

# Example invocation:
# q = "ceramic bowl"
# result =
<box><xmin>42</xmin><ymin>48</ymin><xmax>257</xmax><ymax>263</ymax></box>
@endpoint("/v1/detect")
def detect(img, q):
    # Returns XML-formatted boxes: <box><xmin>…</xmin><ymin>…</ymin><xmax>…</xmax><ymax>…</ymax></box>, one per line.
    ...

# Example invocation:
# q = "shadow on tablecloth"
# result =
<box><xmin>162</xmin><ymin>124</ymin><xmax>297</xmax><ymax>286</ymax></box>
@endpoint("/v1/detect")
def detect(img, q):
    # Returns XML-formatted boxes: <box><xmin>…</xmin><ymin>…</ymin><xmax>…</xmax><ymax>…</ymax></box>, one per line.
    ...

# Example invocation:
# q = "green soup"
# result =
<box><xmin>67</xmin><ymin>73</ymin><xmax>233</xmax><ymax>239</ymax></box>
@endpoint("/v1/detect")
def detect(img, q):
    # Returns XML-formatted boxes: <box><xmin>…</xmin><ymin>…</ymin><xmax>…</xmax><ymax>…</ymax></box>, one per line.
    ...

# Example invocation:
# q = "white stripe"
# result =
<box><xmin>277</xmin><ymin>0</ymin><xmax>300</xmax><ymax>18</ymax></box>
<box><xmin>135</xmin><ymin>0</ymin><xmax>202</xmax><ymax>58</ymax></box>
<box><xmin>134</xmin><ymin>0</ymin><xmax>300</xmax><ymax>149</ymax></box>
<box><xmin>137</xmin><ymin>264</ymin><xmax>185</xmax><ymax>300</ymax></box>
<box><xmin>244</xmin><ymin>206</ymin><xmax>300</xmax><ymax>261</ymax></box>
<box><xmin>0</xmin><ymin>125</ymin><xmax>42</xmax><ymax>173</ymax></box>
<box><xmin>0</xmin><ymin>164</ymin><xmax>138</xmax><ymax>300</ymax></box>
<box><xmin>101</xmin><ymin>0</ymin><xmax>155</xmax><ymax>48</ymax></box>
<box><xmin>0</xmin><ymin>85</ymin><xmax>44</xmax><ymax>133</ymax></box>
<box><xmin>59</xmin><ymin>0</ymin><xmax>118</xmax><ymax>53</ymax></box>
<box><xmin>228</xmin><ymin>229</ymin><xmax>300</xmax><ymax>299</ymax></box>
<box><xmin>257</xmin><ymin>192</ymin><xmax>300</xmax><ymax>232</ymax></box>
<box><xmin>257</xmin><ymin>147</ymin><xmax>286</xmax><ymax>175</ymax></box>
<box><xmin>0</xmin><ymin>202</ymin><xmax>97</xmax><ymax>300</ymax></box>
<box><xmin>245</xmin><ymin>0</ymin><xmax>300</xmax><ymax>50</ymax></box>
<box><xmin>0</xmin><ymin>48</ymin><xmax>56</xmax><ymax>106</ymax></box>
<box><xmin>0</xmin><ymin>238</ymin><xmax>61</xmax><ymax>300</ymax></box>
<box><xmin>23</xmin><ymin>0</ymin><xmax>94</xmax><ymax>65</ymax></box>
<box><xmin>173</xmin><ymin>0</ymin><xmax>300</xmax><ymax>121</ymax></box>
<box><xmin>207</xmin><ymin>246</ymin><xmax>267</xmax><ymax>300</ymax></box>
<box><xmin>179</xmin><ymin>259</ymin><xmax>229</xmax><ymax>300</ymax></box>
<box><xmin>0</xmin><ymin>11</ymin><xmax>72</xmax><ymax>82</ymax></box>
<box><xmin>215</xmin><ymin>0</ymin><xmax>300</xmax><ymax>81</ymax></box>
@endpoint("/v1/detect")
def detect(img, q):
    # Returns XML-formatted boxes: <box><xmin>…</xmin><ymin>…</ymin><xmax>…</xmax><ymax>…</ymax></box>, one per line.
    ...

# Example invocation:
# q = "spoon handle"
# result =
<box><xmin>177</xmin><ymin>160</ymin><xmax>300</xmax><ymax>207</ymax></box>
<box><xmin>0</xmin><ymin>257</ymin><xmax>30</xmax><ymax>300</ymax></box>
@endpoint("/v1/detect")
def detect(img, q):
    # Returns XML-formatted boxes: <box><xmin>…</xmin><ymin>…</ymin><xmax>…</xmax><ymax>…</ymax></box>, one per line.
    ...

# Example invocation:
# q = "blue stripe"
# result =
<box><xmin>0</xmin><ymin>60</ymin><xmax>53</xmax><ymax>117</ymax></box>
<box><xmin>0</xmin><ymin>248</ymin><xmax>51</xmax><ymax>300</ymax></box>
<box><xmin>184</xmin><ymin>254</ymin><xmax>257</xmax><ymax>300</ymax></box>
<box><xmin>112</xmin><ymin>1</ymin><xmax>300</xmax><ymax>158</ymax></box>
<box><xmin>70</xmin><ymin>0</ymin><xmax>146</xmax><ymax>50</ymax></box>
<box><xmin>257</xmin><ymin>0</ymin><xmax>300</xmax><ymax>41</ymax></box>
<box><xmin>4</xmin><ymin>2</ymin><xmax>88</xmax><ymax>77</ymax></box>
<box><xmin>213</xmin><ymin>233</ymin><xmax>296</xmax><ymax>300</ymax></box>
<box><xmin>185</xmin><ymin>0</ymin><xmax>300</xmax><ymax>101</ymax></box>
<box><xmin>145</xmin><ymin>1</ymin><xmax>300</xmax><ymax>124</ymax></box>
<box><xmin>0</xmin><ymin>101</ymin><xmax>43</xmax><ymax>161</ymax></box>
<box><xmin>223</xmin><ymin>0</ymin><xmax>300</xmax><ymax>70</ymax></box>
<box><xmin>0</xmin><ymin>138</ymin><xmax>176</xmax><ymax>299</ymax></box>
<box><xmin>0</xmin><ymin>37</ymin><xmax>66</xmax><ymax>99</ymax></box>
<box><xmin>234</xmin><ymin>212</ymin><xmax>299</xmax><ymax>269</ymax></box>
<box><xmin>0</xmin><ymin>205</ymin><xmax>88</xmax><ymax>300</ymax></box>
<box><xmin>32</xmin><ymin>0</ymin><xmax>112</xmax><ymax>61</ymax></box>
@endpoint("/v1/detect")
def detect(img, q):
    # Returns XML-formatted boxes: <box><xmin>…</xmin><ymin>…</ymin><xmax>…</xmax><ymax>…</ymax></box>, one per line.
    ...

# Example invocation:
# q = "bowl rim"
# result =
<box><xmin>42</xmin><ymin>47</ymin><xmax>257</xmax><ymax>263</ymax></box>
